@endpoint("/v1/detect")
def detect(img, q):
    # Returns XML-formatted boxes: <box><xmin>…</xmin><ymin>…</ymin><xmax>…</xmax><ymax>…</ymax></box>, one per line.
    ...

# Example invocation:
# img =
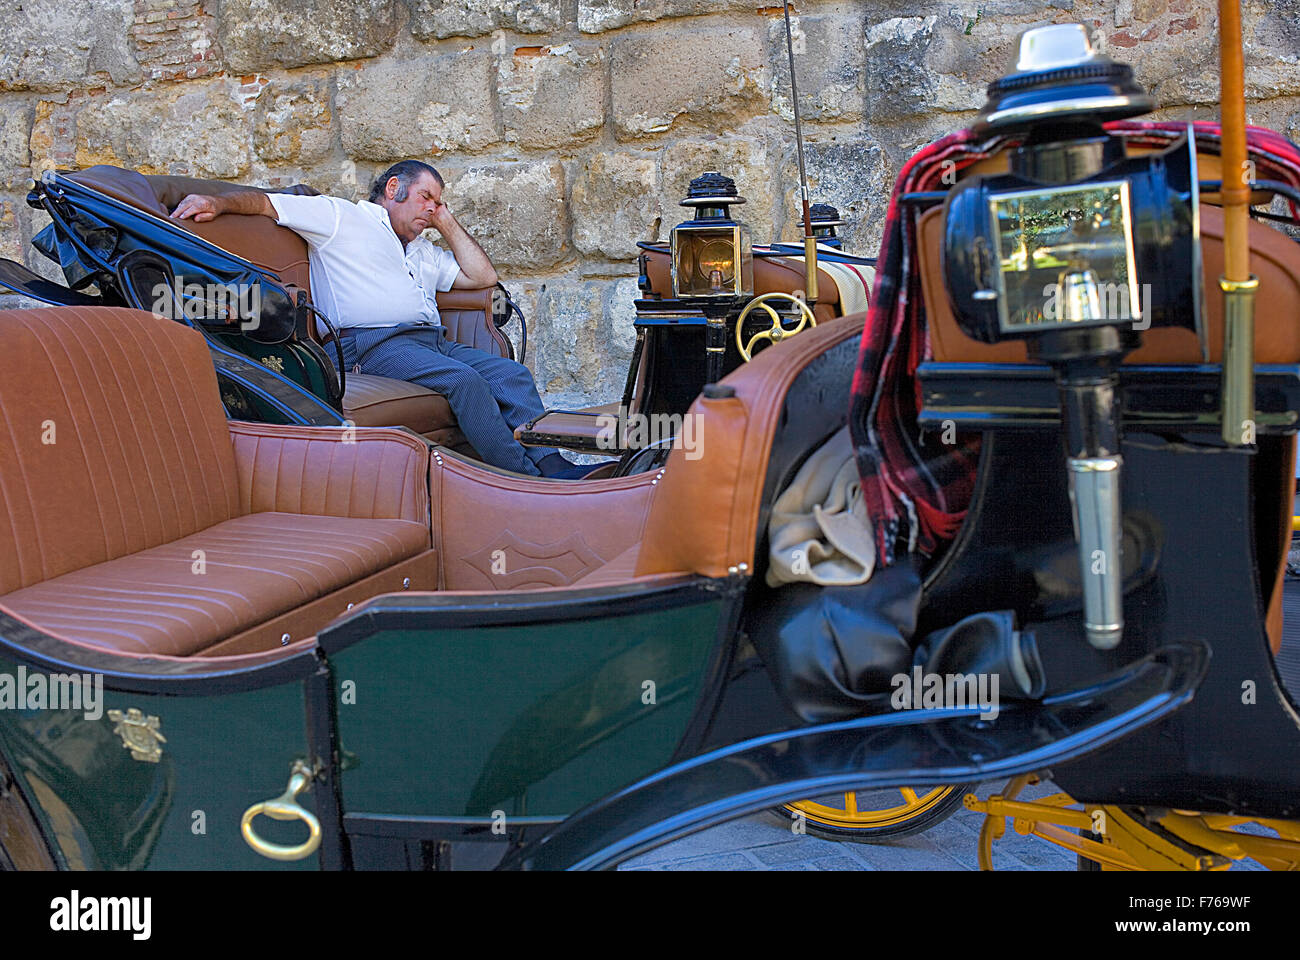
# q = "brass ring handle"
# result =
<box><xmin>241</xmin><ymin>760</ymin><xmax>322</xmax><ymax>862</ymax></box>
<box><xmin>736</xmin><ymin>292</ymin><xmax>818</xmax><ymax>362</ymax></box>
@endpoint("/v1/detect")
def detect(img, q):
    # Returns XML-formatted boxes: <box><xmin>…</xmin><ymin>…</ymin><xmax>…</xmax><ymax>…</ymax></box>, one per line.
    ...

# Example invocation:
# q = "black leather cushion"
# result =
<box><xmin>748</xmin><ymin>561</ymin><xmax>922</xmax><ymax>723</ymax></box>
<box><xmin>917</xmin><ymin>610</ymin><xmax>1046</xmax><ymax>700</ymax></box>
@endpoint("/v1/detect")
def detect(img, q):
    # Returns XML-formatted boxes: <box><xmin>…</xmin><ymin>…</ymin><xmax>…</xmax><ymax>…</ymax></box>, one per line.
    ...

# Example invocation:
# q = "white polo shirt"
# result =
<box><xmin>267</xmin><ymin>193</ymin><xmax>463</xmax><ymax>330</ymax></box>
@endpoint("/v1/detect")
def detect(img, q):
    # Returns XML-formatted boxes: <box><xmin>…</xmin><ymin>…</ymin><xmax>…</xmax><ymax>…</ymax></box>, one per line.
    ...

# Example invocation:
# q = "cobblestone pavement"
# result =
<box><xmin>621</xmin><ymin>779</ymin><xmax>1270</xmax><ymax>871</ymax></box>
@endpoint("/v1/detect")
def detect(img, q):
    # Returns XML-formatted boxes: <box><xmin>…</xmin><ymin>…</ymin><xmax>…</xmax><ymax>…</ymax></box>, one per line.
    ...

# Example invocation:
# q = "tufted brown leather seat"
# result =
<box><xmin>0</xmin><ymin>306</ymin><xmax>436</xmax><ymax>658</ymax></box>
<box><xmin>5</xmin><ymin>513</ymin><xmax>427</xmax><ymax>657</ymax></box>
<box><xmin>64</xmin><ymin>166</ymin><xmax>511</xmax><ymax>449</ymax></box>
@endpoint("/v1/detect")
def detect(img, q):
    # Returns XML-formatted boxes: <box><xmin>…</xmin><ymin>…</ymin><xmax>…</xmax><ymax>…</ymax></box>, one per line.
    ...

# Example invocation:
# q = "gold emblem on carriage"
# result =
<box><xmin>259</xmin><ymin>356</ymin><xmax>285</xmax><ymax>373</ymax></box>
<box><xmin>107</xmin><ymin>708</ymin><xmax>167</xmax><ymax>763</ymax></box>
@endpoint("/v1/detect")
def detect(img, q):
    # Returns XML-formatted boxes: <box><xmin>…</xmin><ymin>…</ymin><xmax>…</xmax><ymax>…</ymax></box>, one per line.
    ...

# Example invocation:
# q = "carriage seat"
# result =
<box><xmin>0</xmin><ymin>306</ymin><xmax>437</xmax><ymax>659</ymax></box>
<box><xmin>427</xmin><ymin>312</ymin><xmax>868</xmax><ymax>591</ymax></box>
<box><xmin>64</xmin><ymin>166</ymin><xmax>510</xmax><ymax>449</ymax></box>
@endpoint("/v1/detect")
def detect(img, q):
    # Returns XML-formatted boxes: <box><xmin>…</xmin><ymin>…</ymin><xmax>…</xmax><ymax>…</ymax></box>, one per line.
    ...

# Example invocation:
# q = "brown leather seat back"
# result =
<box><xmin>635</xmin><ymin>312</ymin><xmax>867</xmax><ymax>578</ymax></box>
<box><xmin>64</xmin><ymin>166</ymin><xmax>318</xmax><ymax>292</ymax></box>
<box><xmin>142</xmin><ymin>173</ymin><xmax>502</xmax><ymax>350</ymax></box>
<box><xmin>149</xmin><ymin>174</ymin><xmax>319</xmax><ymax>294</ymax></box>
<box><xmin>181</xmin><ymin>216</ymin><xmax>314</xmax><ymax>293</ymax></box>
<box><xmin>66</xmin><ymin>165</ymin><xmax>169</xmax><ymax>216</ymax></box>
<box><xmin>430</xmin><ymin>457</ymin><xmax>660</xmax><ymax>590</ymax></box>
<box><xmin>144</xmin><ymin>174</ymin><xmax>319</xmax><ymax>211</ymax></box>
<box><xmin>65</xmin><ymin>166</ymin><xmax>503</xmax><ymax>353</ymax></box>
<box><xmin>641</xmin><ymin>247</ymin><xmax>842</xmax><ymax>324</ymax></box>
<box><xmin>0</xmin><ymin>306</ymin><xmax>242</xmax><ymax>594</ymax></box>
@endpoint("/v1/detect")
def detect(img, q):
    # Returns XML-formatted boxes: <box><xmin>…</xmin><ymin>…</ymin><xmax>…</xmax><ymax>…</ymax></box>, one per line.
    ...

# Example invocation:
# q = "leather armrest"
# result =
<box><xmin>635</xmin><ymin>315</ymin><xmax>866</xmax><ymax>579</ymax></box>
<box><xmin>228</xmin><ymin>421</ymin><xmax>431</xmax><ymax>535</ymax></box>
<box><xmin>436</xmin><ymin>287</ymin><xmax>495</xmax><ymax>313</ymax></box>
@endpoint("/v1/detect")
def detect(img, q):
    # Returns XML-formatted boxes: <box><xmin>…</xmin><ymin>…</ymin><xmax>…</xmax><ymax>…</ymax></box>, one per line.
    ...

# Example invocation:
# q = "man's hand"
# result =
<box><xmin>170</xmin><ymin>190</ymin><xmax>275</xmax><ymax>221</ymax></box>
<box><xmin>427</xmin><ymin>200</ymin><xmax>457</xmax><ymax>235</ymax></box>
<box><xmin>171</xmin><ymin>194</ymin><xmax>223</xmax><ymax>222</ymax></box>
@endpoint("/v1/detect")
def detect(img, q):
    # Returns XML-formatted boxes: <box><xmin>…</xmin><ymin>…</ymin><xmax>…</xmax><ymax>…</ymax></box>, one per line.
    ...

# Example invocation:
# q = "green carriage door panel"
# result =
<box><xmin>329</xmin><ymin>596</ymin><xmax>727</xmax><ymax>819</ymax></box>
<box><xmin>0</xmin><ymin>654</ymin><xmax>317</xmax><ymax>871</ymax></box>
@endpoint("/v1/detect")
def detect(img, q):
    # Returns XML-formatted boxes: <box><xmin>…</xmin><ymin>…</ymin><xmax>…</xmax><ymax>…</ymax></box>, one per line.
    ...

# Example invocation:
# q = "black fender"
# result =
<box><xmin>499</xmin><ymin>641</ymin><xmax>1208</xmax><ymax>870</ymax></box>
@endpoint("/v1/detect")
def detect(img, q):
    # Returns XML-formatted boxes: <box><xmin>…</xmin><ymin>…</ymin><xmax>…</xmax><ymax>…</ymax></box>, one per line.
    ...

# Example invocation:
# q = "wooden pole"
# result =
<box><xmin>1218</xmin><ymin>0</ymin><xmax>1258</xmax><ymax>446</ymax></box>
<box><xmin>1219</xmin><ymin>0</ymin><xmax>1250</xmax><ymax>281</ymax></box>
<box><xmin>782</xmin><ymin>1</ymin><xmax>818</xmax><ymax>304</ymax></box>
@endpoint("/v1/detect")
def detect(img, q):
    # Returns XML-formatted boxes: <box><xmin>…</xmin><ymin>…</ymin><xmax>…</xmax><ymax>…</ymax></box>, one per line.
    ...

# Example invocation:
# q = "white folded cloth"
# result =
<box><xmin>766</xmin><ymin>425</ymin><xmax>876</xmax><ymax>587</ymax></box>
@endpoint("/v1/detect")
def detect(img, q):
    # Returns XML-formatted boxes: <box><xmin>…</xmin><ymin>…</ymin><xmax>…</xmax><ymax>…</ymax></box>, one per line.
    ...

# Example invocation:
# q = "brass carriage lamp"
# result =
<box><xmin>670</xmin><ymin>171</ymin><xmax>754</xmax><ymax>300</ymax></box>
<box><xmin>670</xmin><ymin>171</ymin><xmax>755</xmax><ymax>382</ymax></box>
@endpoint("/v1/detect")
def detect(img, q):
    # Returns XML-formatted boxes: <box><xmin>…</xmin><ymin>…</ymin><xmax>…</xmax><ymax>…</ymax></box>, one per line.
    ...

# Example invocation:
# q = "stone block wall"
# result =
<box><xmin>0</xmin><ymin>0</ymin><xmax>1297</xmax><ymax>406</ymax></box>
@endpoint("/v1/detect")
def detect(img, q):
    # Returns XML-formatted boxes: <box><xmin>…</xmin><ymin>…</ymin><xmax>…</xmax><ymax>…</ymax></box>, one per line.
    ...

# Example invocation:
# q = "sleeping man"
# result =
<box><xmin>171</xmin><ymin>160</ymin><xmax>599</xmax><ymax>479</ymax></box>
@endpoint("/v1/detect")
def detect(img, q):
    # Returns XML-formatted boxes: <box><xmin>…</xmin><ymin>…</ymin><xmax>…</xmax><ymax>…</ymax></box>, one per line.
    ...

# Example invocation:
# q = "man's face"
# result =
<box><xmin>383</xmin><ymin>171</ymin><xmax>442</xmax><ymax>243</ymax></box>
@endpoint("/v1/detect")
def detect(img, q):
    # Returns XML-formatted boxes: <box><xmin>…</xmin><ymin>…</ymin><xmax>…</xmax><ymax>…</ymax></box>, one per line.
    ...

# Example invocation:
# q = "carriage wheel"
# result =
<box><xmin>779</xmin><ymin>785</ymin><xmax>972</xmax><ymax>842</ymax></box>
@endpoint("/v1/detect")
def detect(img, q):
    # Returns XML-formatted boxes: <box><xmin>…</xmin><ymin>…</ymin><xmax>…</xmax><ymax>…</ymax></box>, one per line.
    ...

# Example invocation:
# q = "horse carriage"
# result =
<box><xmin>1</xmin><ymin>14</ymin><xmax>1299</xmax><ymax>872</ymax></box>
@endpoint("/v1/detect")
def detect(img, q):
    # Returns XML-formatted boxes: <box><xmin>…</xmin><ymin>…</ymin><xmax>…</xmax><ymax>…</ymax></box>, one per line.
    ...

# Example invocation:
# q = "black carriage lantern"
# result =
<box><xmin>669</xmin><ymin>171</ymin><xmax>755</xmax><ymax>300</ymax></box>
<box><xmin>809</xmin><ymin>202</ymin><xmax>847</xmax><ymax>249</ymax></box>
<box><xmin>944</xmin><ymin>24</ymin><xmax>1202</xmax><ymax>346</ymax></box>
<box><xmin>668</xmin><ymin>171</ymin><xmax>756</xmax><ymax>383</ymax></box>
<box><xmin>942</xmin><ymin>23</ymin><xmax>1204</xmax><ymax>651</ymax></box>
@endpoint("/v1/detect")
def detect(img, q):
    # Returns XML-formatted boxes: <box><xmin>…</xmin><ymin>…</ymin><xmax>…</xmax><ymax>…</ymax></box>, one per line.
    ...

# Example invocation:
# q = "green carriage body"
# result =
<box><xmin>0</xmin><ymin>580</ymin><xmax>733</xmax><ymax>870</ymax></box>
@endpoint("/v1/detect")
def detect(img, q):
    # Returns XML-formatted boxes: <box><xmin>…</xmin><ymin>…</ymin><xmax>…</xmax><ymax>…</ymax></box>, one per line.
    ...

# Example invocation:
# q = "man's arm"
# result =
<box><xmin>429</xmin><ymin>204</ymin><xmax>498</xmax><ymax>288</ymax></box>
<box><xmin>171</xmin><ymin>191</ymin><xmax>276</xmax><ymax>222</ymax></box>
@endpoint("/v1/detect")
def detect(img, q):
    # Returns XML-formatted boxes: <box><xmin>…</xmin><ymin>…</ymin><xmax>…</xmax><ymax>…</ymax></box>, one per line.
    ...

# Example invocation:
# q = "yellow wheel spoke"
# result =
<box><xmin>786</xmin><ymin>786</ymin><xmax>959</xmax><ymax>831</ymax></box>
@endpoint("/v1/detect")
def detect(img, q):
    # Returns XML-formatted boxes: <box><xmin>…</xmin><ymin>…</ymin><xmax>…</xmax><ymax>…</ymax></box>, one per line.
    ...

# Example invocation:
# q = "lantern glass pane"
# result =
<box><xmin>673</xmin><ymin>226</ymin><xmax>738</xmax><ymax>298</ymax></box>
<box><xmin>989</xmin><ymin>180</ymin><xmax>1140</xmax><ymax>332</ymax></box>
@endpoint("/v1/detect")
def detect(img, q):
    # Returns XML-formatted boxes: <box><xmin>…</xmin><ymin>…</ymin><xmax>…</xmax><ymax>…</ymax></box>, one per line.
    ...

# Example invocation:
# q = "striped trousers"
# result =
<box><xmin>338</xmin><ymin>324</ymin><xmax>557</xmax><ymax>476</ymax></box>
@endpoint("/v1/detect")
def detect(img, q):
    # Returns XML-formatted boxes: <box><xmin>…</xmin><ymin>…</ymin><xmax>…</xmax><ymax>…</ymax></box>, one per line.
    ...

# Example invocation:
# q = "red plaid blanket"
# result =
<box><xmin>850</xmin><ymin>120</ymin><xmax>1300</xmax><ymax>567</ymax></box>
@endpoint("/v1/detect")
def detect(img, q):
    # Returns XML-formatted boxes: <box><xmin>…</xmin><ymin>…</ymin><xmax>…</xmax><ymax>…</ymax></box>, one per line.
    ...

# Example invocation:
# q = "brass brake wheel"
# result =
<box><xmin>736</xmin><ymin>292</ymin><xmax>817</xmax><ymax>361</ymax></box>
<box><xmin>779</xmin><ymin>785</ymin><xmax>973</xmax><ymax>842</ymax></box>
